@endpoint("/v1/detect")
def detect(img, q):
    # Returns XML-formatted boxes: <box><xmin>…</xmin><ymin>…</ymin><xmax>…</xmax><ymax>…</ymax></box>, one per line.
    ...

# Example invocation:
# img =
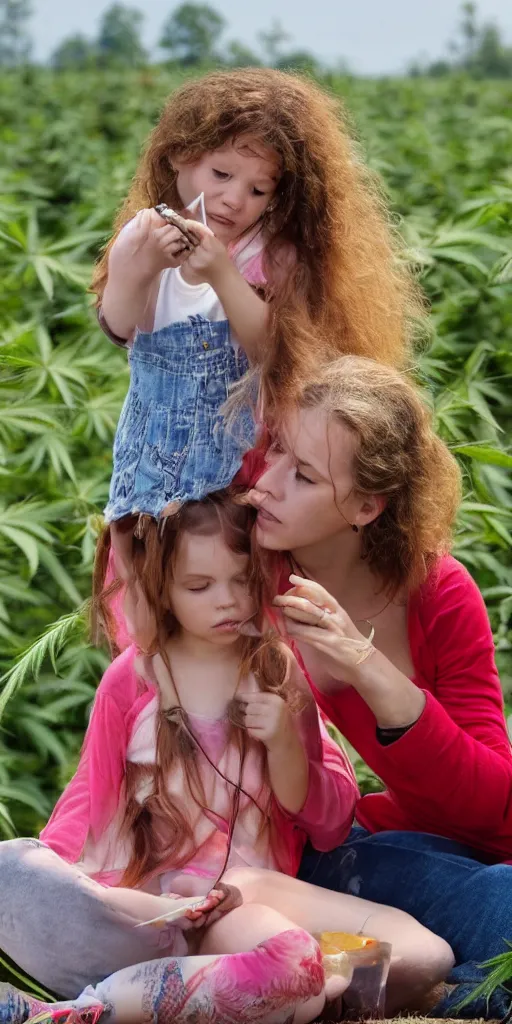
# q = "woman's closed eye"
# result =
<box><xmin>295</xmin><ymin>467</ymin><xmax>315</xmax><ymax>484</ymax></box>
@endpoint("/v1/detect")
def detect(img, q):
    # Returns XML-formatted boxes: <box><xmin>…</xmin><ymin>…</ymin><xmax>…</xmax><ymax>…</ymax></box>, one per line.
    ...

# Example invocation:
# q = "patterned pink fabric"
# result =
<box><xmin>13</xmin><ymin>929</ymin><xmax>324</xmax><ymax>1024</ymax></box>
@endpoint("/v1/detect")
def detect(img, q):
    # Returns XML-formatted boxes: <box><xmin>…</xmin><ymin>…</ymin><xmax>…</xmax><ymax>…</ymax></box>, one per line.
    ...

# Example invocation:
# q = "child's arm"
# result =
<box><xmin>244</xmin><ymin>649</ymin><xmax>358</xmax><ymax>849</ymax></box>
<box><xmin>243</xmin><ymin>690</ymin><xmax>309</xmax><ymax>813</ymax></box>
<box><xmin>101</xmin><ymin>209</ymin><xmax>192</xmax><ymax>342</ymax></box>
<box><xmin>300</xmin><ymin>711</ymin><xmax>359</xmax><ymax>850</ymax></box>
<box><xmin>183</xmin><ymin>222</ymin><xmax>270</xmax><ymax>362</ymax></box>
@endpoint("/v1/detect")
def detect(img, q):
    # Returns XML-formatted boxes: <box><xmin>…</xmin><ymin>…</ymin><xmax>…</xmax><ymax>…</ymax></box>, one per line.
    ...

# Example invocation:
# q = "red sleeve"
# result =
<box><xmin>375</xmin><ymin>559</ymin><xmax>512</xmax><ymax>848</ymax></box>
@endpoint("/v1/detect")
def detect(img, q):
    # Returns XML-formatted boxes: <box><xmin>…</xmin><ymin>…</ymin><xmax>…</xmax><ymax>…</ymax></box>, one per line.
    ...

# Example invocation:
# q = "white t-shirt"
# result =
<box><xmin>115</xmin><ymin>214</ymin><xmax>266</xmax><ymax>343</ymax></box>
<box><xmin>153</xmin><ymin>266</ymin><xmax>225</xmax><ymax>331</ymax></box>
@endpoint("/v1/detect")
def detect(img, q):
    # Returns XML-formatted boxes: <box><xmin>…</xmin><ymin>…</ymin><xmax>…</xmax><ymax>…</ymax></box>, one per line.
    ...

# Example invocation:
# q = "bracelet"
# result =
<box><xmin>339</xmin><ymin>624</ymin><xmax>376</xmax><ymax>666</ymax></box>
<box><xmin>355</xmin><ymin>643</ymin><xmax>376</xmax><ymax>666</ymax></box>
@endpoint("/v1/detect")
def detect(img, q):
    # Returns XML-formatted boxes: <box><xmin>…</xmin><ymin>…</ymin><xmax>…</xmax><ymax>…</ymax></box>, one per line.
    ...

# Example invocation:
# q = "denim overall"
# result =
<box><xmin>105</xmin><ymin>315</ymin><xmax>254</xmax><ymax>521</ymax></box>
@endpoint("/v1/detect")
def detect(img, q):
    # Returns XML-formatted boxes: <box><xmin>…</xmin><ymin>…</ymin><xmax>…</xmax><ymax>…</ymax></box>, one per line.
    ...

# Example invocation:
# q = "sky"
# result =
<box><xmin>32</xmin><ymin>0</ymin><xmax>512</xmax><ymax>74</ymax></box>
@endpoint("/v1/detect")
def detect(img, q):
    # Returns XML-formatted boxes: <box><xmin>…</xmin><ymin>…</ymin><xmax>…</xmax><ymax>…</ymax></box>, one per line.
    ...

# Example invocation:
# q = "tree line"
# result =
<box><xmin>0</xmin><ymin>0</ymin><xmax>325</xmax><ymax>73</ymax></box>
<box><xmin>1</xmin><ymin>1</ymin><xmax>512</xmax><ymax>82</ymax></box>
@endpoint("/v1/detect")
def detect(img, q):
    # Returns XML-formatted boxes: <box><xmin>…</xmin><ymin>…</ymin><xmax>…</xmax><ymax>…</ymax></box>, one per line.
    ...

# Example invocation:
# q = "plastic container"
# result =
<box><xmin>317</xmin><ymin>932</ymin><xmax>392</xmax><ymax>1021</ymax></box>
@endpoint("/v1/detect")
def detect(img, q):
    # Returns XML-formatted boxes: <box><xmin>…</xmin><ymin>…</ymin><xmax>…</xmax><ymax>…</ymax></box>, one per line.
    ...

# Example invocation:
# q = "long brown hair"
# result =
<box><xmin>93</xmin><ymin>492</ymin><xmax>300</xmax><ymax>888</ymax></box>
<box><xmin>92</xmin><ymin>68</ymin><xmax>423</xmax><ymax>405</ymax></box>
<box><xmin>266</xmin><ymin>356</ymin><xmax>462</xmax><ymax>597</ymax></box>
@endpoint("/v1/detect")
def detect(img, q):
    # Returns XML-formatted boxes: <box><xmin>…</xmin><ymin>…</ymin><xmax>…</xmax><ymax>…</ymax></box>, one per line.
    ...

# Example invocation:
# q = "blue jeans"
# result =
<box><xmin>299</xmin><ymin>828</ymin><xmax>512</xmax><ymax>1019</ymax></box>
<box><xmin>105</xmin><ymin>315</ymin><xmax>253</xmax><ymax>521</ymax></box>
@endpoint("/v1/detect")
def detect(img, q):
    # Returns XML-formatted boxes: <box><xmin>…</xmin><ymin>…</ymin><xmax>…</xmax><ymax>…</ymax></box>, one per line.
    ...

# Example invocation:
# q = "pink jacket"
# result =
<box><xmin>40</xmin><ymin>646</ymin><xmax>358</xmax><ymax>879</ymax></box>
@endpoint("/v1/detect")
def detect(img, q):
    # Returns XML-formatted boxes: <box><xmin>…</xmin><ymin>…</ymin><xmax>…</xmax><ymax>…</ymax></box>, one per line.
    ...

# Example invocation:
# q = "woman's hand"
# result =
<box><xmin>273</xmin><ymin>575</ymin><xmax>376</xmax><ymax>687</ymax></box>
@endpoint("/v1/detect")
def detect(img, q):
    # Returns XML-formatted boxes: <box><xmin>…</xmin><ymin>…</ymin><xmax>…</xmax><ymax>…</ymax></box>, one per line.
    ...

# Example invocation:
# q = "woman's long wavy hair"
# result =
<box><xmin>265</xmin><ymin>356</ymin><xmax>462</xmax><ymax>598</ymax></box>
<box><xmin>92</xmin><ymin>68</ymin><xmax>423</xmax><ymax>405</ymax></box>
<box><xmin>93</xmin><ymin>492</ymin><xmax>300</xmax><ymax>888</ymax></box>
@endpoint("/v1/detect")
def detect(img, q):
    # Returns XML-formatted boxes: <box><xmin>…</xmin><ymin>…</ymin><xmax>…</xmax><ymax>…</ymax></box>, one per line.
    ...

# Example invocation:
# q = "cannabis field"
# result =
<box><xmin>0</xmin><ymin>67</ymin><xmax>511</xmax><ymax>834</ymax></box>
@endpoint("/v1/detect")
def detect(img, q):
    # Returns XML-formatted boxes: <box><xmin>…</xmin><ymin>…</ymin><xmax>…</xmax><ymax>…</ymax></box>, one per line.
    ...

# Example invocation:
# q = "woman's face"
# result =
<box><xmin>254</xmin><ymin>408</ymin><xmax>372</xmax><ymax>554</ymax></box>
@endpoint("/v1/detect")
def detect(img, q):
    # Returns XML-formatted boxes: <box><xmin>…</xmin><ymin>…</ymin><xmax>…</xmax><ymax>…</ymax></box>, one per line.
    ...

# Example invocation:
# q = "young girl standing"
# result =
<box><xmin>93</xmin><ymin>66</ymin><xmax>421</xmax><ymax>529</ymax></box>
<box><xmin>0</xmin><ymin>495</ymin><xmax>452</xmax><ymax>1024</ymax></box>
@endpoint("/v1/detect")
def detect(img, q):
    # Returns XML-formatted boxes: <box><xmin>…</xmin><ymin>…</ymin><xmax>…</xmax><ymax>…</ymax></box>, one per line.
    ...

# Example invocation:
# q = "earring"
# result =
<box><xmin>351</xmin><ymin>524</ymin><xmax>359</xmax><ymax>533</ymax></box>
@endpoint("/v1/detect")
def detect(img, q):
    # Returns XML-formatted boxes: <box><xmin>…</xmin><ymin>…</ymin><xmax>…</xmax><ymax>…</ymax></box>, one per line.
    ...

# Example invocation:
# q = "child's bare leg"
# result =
<box><xmin>223</xmin><ymin>866</ymin><xmax>454</xmax><ymax>1015</ymax></box>
<box><xmin>199</xmin><ymin>903</ymin><xmax>337</xmax><ymax>1023</ymax></box>
<box><xmin>110</xmin><ymin>520</ymin><xmax>156</xmax><ymax>648</ymax></box>
<box><xmin>109</xmin><ymin>520</ymin><xmax>133</xmax><ymax>582</ymax></box>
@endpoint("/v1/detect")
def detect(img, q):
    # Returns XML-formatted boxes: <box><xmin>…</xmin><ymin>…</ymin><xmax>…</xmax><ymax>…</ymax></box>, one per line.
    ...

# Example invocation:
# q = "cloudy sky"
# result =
<box><xmin>32</xmin><ymin>0</ymin><xmax>512</xmax><ymax>74</ymax></box>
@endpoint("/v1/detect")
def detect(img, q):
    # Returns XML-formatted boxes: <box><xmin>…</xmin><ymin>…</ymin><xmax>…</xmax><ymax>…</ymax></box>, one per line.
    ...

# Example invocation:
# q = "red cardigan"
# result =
<box><xmin>304</xmin><ymin>555</ymin><xmax>512</xmax><ymax>861</ymax></box>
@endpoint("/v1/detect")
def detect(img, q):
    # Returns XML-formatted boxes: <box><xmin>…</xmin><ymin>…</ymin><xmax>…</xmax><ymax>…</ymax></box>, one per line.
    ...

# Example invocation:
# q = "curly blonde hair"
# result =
<box><xmin>92</xmin><ymin>68</ymin><xmax>423</xmax><ymax>404</ymax></box>
<box><xmin>288</xmin><ymin>356</ymin><xmax>462</xmax><ymax>595</ymax></box>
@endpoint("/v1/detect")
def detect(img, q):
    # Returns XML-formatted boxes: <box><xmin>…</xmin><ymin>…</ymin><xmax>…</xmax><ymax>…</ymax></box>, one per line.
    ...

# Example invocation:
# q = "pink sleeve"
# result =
<box><xmin>40</xmin><ymin>690</ymin><xmax>127</xmax><ymax>862</ymax></box>
<box><xmin>278</xmin><ymin>701</ymin><xmax>358</xmax><ymax>851</ymax></box>
<box><xmin>39</xmin><ymin>653</ymin><xmax>138</xmax><ymax>862</ymax></box>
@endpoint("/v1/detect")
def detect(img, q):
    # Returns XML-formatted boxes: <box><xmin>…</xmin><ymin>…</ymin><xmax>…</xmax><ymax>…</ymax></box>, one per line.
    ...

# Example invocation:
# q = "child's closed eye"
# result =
<box><xmin>295</xmin><ymin>469</ymin><xmax>315</xmax><ymax>484</ymax></box>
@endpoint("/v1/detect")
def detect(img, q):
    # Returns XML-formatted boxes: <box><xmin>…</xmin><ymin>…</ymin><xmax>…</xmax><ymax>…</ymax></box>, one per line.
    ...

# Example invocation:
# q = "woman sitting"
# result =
<box><xmin>247</xmin><ymin>354</ymin><xmax>512</xmax><ymax>1020</ymax></box>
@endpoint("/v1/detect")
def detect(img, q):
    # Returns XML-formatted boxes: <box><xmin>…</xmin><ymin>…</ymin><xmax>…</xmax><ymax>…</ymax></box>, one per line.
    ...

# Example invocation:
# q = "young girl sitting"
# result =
<box><xmin>0</xmin><ymin>494</ymin><xmax>453</xmax><ymax>1024</ymax></box>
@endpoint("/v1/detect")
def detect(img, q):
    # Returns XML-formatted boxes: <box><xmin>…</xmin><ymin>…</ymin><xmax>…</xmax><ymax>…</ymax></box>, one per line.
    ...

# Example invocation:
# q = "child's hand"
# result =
<box><xmin>182</xmin><ymin>221</ymin><xmax>231</xmax><ymax>285</ymax></box>
<box><xmin>141</xmin><ymin>889</ymin><xmax>227</xmax><ymax>932</ymax></box>
<box><xmin>110</xmin><ymin>208</ymin><xmax>193</xmax><ymax>281</ymax></box>
<box><xmin>162</xmin><ymin>884</ymin><xmax>242</xmax><ymax>931</ymax></box>
<box><xmin>241</xmin><ymin>691</ymin><xmax>296</xmax><ymax>752</ymax></box>
<box><xmin>180</xmin><ymin>888</ymin><xmax>227</xmax><ymax>930</ymax></box>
